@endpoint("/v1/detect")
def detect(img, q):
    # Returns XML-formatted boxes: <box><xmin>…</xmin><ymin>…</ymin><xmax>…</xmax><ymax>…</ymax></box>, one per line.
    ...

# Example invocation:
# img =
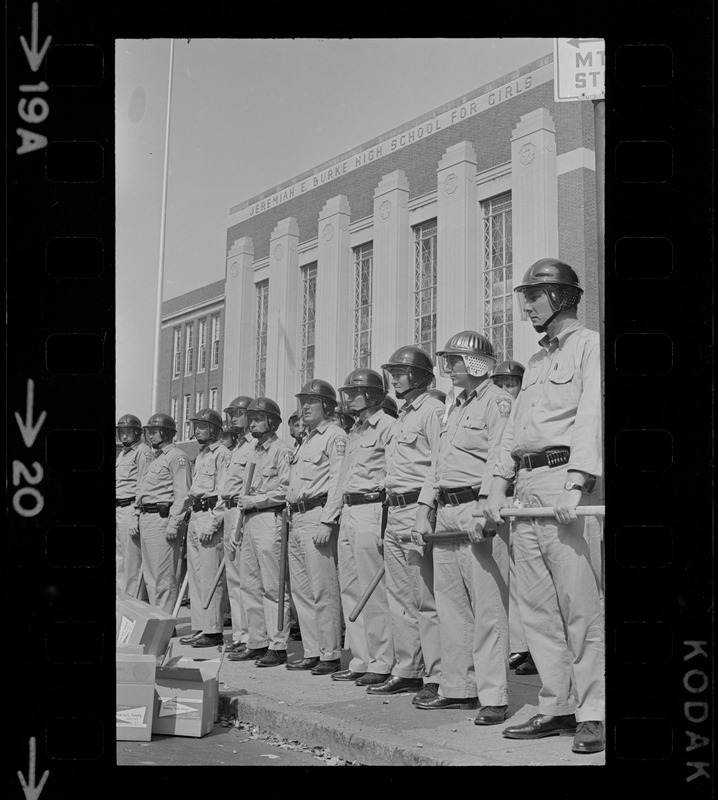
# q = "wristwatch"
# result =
<box><xmin>563</xmin><ymin>481</ymin><xmax>584</xmax><ymax>492</ymax></box>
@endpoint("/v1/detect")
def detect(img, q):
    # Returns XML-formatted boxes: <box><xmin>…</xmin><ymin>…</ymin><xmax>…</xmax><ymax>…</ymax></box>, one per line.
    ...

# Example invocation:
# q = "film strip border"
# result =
<box><xmin>5</xmin><ymin>6</ymin><xmax>714</xmax><ymax>797</ymax></box>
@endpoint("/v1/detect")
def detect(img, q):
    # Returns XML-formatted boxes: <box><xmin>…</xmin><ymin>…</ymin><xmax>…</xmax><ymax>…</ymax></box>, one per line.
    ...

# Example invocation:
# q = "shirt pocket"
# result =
<box><xmin>396</xmin><ymin>429</ymin><xmax>420</xmax><ymax>450</ymax></box>
<box><xmin>196</xmin><ymin>463</ymin><xmax>216</xmax><ymax>491</ymax></box>
<box><xmin>546</xmin><ymin>364</ymin><xmax>580</xmax><ymax>413</ymax></box>
<box><xmin>116</xmin><ymin>461</ymin><xmax>133</xmax><ymax>480</ymax></box>
<box><xmin>455</xmin><ymin>419</ymin><xmax>487</xmax><ymax>454</ymax></box>
<box><xmin>300</xmin><ymin>449</ymin><xmax>325</xmax><ymax>480</ymax></box>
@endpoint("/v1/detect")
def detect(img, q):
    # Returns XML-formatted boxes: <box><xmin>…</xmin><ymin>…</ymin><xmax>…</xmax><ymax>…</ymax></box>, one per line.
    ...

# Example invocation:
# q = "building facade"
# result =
<box><xmin>159</xmin><ymin>53</ymin><xmax>600</xmax><ymax>435</ymax></box>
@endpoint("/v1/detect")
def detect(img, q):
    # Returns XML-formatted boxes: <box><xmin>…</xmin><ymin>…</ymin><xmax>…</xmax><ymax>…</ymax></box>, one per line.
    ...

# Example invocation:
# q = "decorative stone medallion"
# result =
<box><xmin>443</xmin><ymin>173</ymin><xmax>458</xmax><ymax>195</ymax></box>
<box><xmin>379</xmin><ymin>200</ymin><xmax>392</xmax><ymax>220</ymax></box>
<box><xmin>230</xmin><ymin>262</ymin><xmax>239</xmax><ymax>278</ymax></box>
<box><xmin>322</xmin><ymin>223</ymin><xmax>334</xmax><ymax>242</ymax></box>
<box><xmin>519</xmin><ymin>142</ymin><xmax>536</xmax><ymax>166</ymax></box>
<box><xmin>273</xmin><ymin>243</ymin><xmax>284</xmax><ymax>261</ymax></box>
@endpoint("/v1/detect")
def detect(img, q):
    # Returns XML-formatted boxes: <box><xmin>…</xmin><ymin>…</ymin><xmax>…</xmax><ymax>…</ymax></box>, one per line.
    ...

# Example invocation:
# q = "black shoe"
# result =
<box><xmin>572</xmin><ymin>721</ymin><xmax>605</xmax><ymax>753</ymax></box>
<box><xmin>180</xmin><ymin>597</ymin><xmax>191</xmax><ymax>607</ymax></box>
<box><xmin>331</xmin><ymin>669</ymin><xmax>366</xmax><ymax>682</ymax></box>
<box><xmin>255</xmin><ymin>649</ymin><xmax>287</xmax><ymax>668</ymax></box>
<box><xmin>503</xmin><ymin>714</ymin><xmax>577</xmax><ymax>739</ymax></box>
<box><xmin>355</xmin><ymin>672</ymin><xmax>391</xmax><ymax>686</ymax></box>
<box><xmin>515</xmin><ymin>654</ymin><xmax>538</xmax><ymax>675</ymax></box>
<box><xmin>412</xmin><ymin>683</ymin><xmax>439</xmax><ymax>705</ymax></box>
<box><xmin>289</xmin><ymin>628</ymin><xmax>302</xmax><ymax>641</ymax></box>
<box><xmin>179</xmin><ymin>631</ymin><xmax>202</xmax><ymax>644</ymax></box>
<box><xmin>286</xmin><ymin>657</ymin><xmax>320</xmax><ymax>671</ymax></box>
<box><xmin>415</xmin><ymin>695</ymin><xmax>479</xmax><ymax>710</ymax></box>
<box><xmin>227</xmin><ymin>646</ymin><xmax>268</xmax><ymax>662</ymax></box>
<box><xmin>474</xmin><ymin>705</ymin><xmax>509</xmax><ymax>725</ymax></box>
<box><xmin>226</xmin><ymin>641</ymin><xmax>247</xmax><ymax>653</ymax></box>
<box><xmin>366</xmin><ymin>676</ymin><xmax>423</xmax><ymax>695</ymax></box>
<box><xmin>191</xmin><ymin>633</ymin><xmax>224</xmax><ymax>648</ymax></box>
<box><xmin>509</xmin><ymin>651</ymin><xmax>530</xmax><ymax>670</ymax></box>
<box><xmin>311</xmin><ymin>659</ymin><xmax>341</xmax><ymax>675</ymax></box>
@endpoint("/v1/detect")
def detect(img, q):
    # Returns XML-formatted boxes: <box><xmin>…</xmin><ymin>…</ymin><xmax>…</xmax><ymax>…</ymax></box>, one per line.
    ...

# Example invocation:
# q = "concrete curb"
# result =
<box><xmin>218</xmin><ymin>690</ymin><xmax>500</xmax><ymax>766</ymax></box>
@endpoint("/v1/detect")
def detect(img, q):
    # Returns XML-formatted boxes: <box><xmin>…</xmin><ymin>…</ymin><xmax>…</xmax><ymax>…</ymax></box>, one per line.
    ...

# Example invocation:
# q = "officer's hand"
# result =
<box><xmin>553</xmin><ymin>488</ymin><xmax>581</xmax><ymax>525</ymax></box>
<box><xmin>468</xmin><ymin>498</ymin><xmax>493</xmax><ymax>544</ymax></box>
<box><xmin>227</xmin><ymin>533</ymin><xmax>239</xmax><ymax>553</ymax></box>
<box><xmin>485</xmin><ymin>488</ymin><xmax>508</xmax><ymax>528</ymax></box>
<box><xmin>411</xmin><ymin>505</ymin><xmax>433</xmax><ymax>546</ymax></box>
<box><xmin>200</xmin><ymin>527</ymin><xmax>214</xmax><ymax>543</ymax></box>
<box><xmin>130</xmin><ymin>516</ymin><xmax>140</xmax><ymax>536</ymax></box>
<box><xmin>238</xmin><ymin>495</ymin><xmax>254</xmax><ymax>510</ymax></box>
<box><xmin>166</xmin><ymin>527</ymin><xmax>178</xmax><ymax>541</ymax></box>
<box><xmin>313</xmin><ymin>522</ymin><xmax>333</xmax><ymax>546</ymax></box>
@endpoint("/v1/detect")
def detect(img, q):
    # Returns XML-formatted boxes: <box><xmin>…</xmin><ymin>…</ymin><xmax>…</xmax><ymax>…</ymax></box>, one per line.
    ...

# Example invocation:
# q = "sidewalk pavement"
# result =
<box><xmin>170</xmin><ymin>608</ymin><xmax>605</xmax><ymax>767</ymax></box>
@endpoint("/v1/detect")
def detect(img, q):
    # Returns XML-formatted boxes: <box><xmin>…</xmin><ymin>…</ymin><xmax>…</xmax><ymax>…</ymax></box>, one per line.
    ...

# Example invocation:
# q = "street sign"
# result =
<box><xmin>554</xmin><ymin>38</ymin><xmax>605</xmax><ymax>102</ymax></box>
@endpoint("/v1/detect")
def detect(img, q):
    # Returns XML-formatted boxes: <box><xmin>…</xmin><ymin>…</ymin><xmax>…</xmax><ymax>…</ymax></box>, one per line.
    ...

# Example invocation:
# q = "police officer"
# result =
<box><xmin>285</xmin><ymin>379</ymin><xmax>347</xmax><ymax>674</ymax></box>
<box><xmin>413</xmin><ymin>332</ymin><xmax>512</xmax><ymax>724</ymax></box>
<box><xmin>228</xmin><ymin>398</ymin><xmax>294</xmax><ymax>667</ymax></box>
<box><xmin>288</xmin><ymin>413</ymin><xmax>306</xmax><ymax>450</ymax></box>
<box><xmin>179</xmin><ymin>409</ymin><xmax>231</xmax><ymax>648</ymax></box>
<box><xmin>220</xmin><ymin>427</ymin><xmax>239</xmax><ymax>451</ymax></box>
<box><xmin>116</xmin><ymin>414</ymin><xmax>153</xmax><ymax>598</ymax></box>
<box><xmin>332</xmin><ymin>368</ymin><xmax>395</xmax><ymax>685</ymax></box>
<box><xmin>219</xmin><ymin>395</ymin><xmax>255</xmax><ymax>653</ymax></box>
<box><xmin>331</xmin><ymin>401</ymin><xmax>356</xmax><ymax>435</ymax></box>
<box><xmin>366</xmin><ymin>346</ymin><xmax>443</xmax><ymax>702</ymax></box>
<box><xmin>486</xmin><ymin>258</ymin><xmax>605</xmax><ymax>754</ymax></box>
<box><xmin>132</xmin><ymin>413</ymin><xmax>191</xmax><ymax>614</ymax></box>
<box><xmin>491</xmin><ymin>361</ymin><xmax>537</xmax><ymax>676</ymax></box>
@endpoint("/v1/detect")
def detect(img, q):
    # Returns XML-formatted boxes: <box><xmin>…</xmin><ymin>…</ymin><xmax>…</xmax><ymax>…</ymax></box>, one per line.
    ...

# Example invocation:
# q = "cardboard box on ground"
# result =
<box><xmin>116</xmin><ymin>596</ymin><xmax>223</xmax><ymax>739</ymax></box>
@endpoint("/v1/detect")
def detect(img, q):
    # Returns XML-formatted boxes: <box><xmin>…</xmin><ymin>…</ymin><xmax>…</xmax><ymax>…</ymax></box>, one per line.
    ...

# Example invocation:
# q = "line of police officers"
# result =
<box><xmin>116</xmin><ymin>259</ymin><xmax>605</xmax><ymax>755</ymax></box>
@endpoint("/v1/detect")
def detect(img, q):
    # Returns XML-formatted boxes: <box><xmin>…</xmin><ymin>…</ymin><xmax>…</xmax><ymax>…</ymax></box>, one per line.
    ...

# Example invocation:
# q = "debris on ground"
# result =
<box><xmin>224</xmin><ymin>718</ymin><xmax>361</xmax><ymax>765</ymax></box>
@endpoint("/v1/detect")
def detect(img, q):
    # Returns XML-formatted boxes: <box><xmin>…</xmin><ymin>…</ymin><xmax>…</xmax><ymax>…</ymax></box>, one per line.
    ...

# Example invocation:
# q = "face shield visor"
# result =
<box><xmin>439</xmin><ymin>353</ymin><xmax>495</xmax><ymax>378</ymax></box>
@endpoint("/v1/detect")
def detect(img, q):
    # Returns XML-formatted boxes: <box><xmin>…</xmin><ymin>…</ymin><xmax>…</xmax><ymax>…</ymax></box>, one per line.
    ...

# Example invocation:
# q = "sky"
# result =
<box><xmin>116</xmin><ymin>37</ymin><xmax>554</xmax><ymax>423</ymax></box>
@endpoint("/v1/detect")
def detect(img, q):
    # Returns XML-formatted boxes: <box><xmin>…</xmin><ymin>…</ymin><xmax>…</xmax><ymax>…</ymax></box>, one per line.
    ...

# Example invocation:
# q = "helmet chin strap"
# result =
<box><xmin>532</xmin><ymin>308</ymin><xmax>561</xmax><ymax>333</ymax></box>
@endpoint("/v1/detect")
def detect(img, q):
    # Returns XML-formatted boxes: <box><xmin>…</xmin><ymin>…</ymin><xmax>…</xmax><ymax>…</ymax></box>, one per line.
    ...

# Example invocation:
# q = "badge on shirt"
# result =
<box><xmin>177</xmin><ymin>456</ymin><xmax>187</xmax><ymax>466</ymax></box>
<box><xmin>335</xmin><ymin>438</ymin><xmax>346</xmax><ymax>455</ymax></box>
<box><xmin>282</xmin><ymin>450</ymin><xmax>293</xmax><ymax>464</ymax></box>
<box><xmin>495</xmin><ymin>397</ymin><xmax>512</xmax><ymax>418</ymax></box>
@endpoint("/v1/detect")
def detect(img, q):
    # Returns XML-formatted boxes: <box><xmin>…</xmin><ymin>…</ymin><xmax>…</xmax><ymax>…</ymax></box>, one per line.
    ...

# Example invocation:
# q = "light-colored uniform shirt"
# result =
<box><xmin>116</xmin><ymin>442</ymin><xmax>153</xmax><ymax>499</ymax></box>
<box><xmin>190</xmin><ymin>440</ymin><xmax>232</xmax><ymax>533</ymax></box>
<box><xmin>135</xmin><ymin>442</ymin><xmax>191</xmax><ymax>534</ymax></box>
<box><xmin>422</xmin><ymin>380</ymin><xmax>513</xmax><ymax>505</ymax></box>
<box><xmin>219</xmin><ymin>433</ymin><xmax>255</xmax><ymax>498</ymax></box>
<box><xmin>244</xmin><ymin>433</ymin><xmax>294</xmax><ymax>509</ymax></box>
<box><xmin>287</xmin><ymin>419</ymin><xmax>348</xmax><ymax>525</ymax></box>
<box><xmin>340</xmin><ymin>409</ymin><xmax>394</xmax><ymax>495</ymax></box>
<box><xmin>384</xmin><ymin>391</ymin><xmax>444</xmax><ymax>503</ymax></box>
<box><xmin>494</xmin><ymin>320</ymin><xmax>602</xmax><ymax>480</ymax></box>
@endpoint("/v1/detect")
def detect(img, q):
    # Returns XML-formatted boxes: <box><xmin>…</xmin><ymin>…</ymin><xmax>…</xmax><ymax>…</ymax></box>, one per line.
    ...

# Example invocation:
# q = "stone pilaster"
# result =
<box><xmin>510</xmin><ymin>108</ymin><xmax>559</xmax><ymax>365</ymax></box>
<box><xmin>314</xmin><ymin>196</ymin><xmax>352</xmax><ymax>388</ymax></box>
<box><xmin>267</xmin><ymin>218</ymin><xmax>300</xmax><ymax>416</ymax></box>
<box><xmin>436</xmin><ymin>141</ymin><xmax>479</xmax><ymax>352</ymax></box>
<box><xmin>223</xmin><ymin>237</ymin><xmax>255</xmax><ymax>409</ymax></box>
<box><xmin>371</xmin><ymin>171</ymin><xmax>411</xmax><ymax>368</ymax></box>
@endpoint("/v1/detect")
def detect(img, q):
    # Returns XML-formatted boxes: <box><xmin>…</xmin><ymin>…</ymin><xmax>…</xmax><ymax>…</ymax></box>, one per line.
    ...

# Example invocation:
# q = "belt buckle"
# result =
<box><xmin>296</xmin><ymin>500</ymin><xmax>307</xmax><ymax>514</ymax></box>
<box><xmin>344</xmin><ymin>495</ymin><xmax>352</xmax><ymax>506</ymax></box>
<box><xmin>395</xmin><ymin>494</ymin><xmax>407</xmax><ymax>508</ymax></box>
<box><xmin>524</xmin><ymin>454</ymin><xmax>533</xmax><ymax>471</ymax></box>
<box><xmin>447</xmin><ymin>491</ymin><xmax>460</xmax><ymax>506</ymax></box>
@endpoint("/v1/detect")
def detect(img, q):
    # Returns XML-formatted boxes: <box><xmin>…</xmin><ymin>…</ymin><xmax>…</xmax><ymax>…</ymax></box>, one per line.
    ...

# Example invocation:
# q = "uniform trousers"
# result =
<box><xmin>139</xmin><ymin>512</ymin><xmax>181</xmax><ymax>614</ymax></box>
<box><xmin>433</xmin><ymin>500</ymin><xmax>510</xmax><ymax>704</ymax></box>
<box><xmin>337</xmin><ymin>503</ymin><xmax>394</xmax><ymax>674</ymax></box>
<box><xmin>288</xmin><ymin>506</ymin><xmax>342</xmax><ymax>661</ymax></box>
<box><xmin>223</xmin><ymin>506</ymin><xmax>249</xmax><ymax>644</ymax></box>
<box><xmin>186</xmin><ymin>510</ymin><xmax>224</xmax><ymax>634</ymax></box>
<box><xmin>240</xmin><ymin>509</ymin><xmax>290</xmax><ymax>650</ymax></box>
<box><xmin>383</xmin><ymin>503</ymin><xmax>441</xmax><ymax>683</ymax></box>
<box><xmin>508</xmin><ymin>522</ymin><xmax>528</xmax><ymax>653</ymax></box>
<box><xmin>512</xmin><ymin>465</ymin><xmax>605</xmax><ymax>722</ymax></box>
<box><xmin>116</xmin><ymin>504</ymin><xmax>145</xmax><ymax>599</ymax></box>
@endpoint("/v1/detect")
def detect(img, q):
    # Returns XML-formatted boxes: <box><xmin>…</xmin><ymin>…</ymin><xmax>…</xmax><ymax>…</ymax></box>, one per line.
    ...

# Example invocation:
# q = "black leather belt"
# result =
<box><xmin>191</xmin><ymin>497</ymin><xmax>218</xmax><ymax>512</ymax></box>
<box><xmin>222</xmin><ymin>495</ymin><xmax>240</xmax><ymax>508</ymax></box>
<box><xmin>438</xmin><ymin>486</ymin><xmax>479</xmax><ymax>506</ymax></box>
<box><xmin>245</xmin><ymin>505</ymin><xmax>284</xmax><ymax>516</ymax></box>
<box><xmin>116</xmin><ymin>498</ymin><xmax>134</xmax><ymax>508</ymax></box>
<box><xmin>288</xmin><ymin>494</ymin><xmax>328</xmax><ymax>514</ymax></box>
<box><xmin>343</xmin><ymin>490</ymin><xmax>385</xmax><ymax>506</ymax></box>
<box><xmin>385</xmin><ymin>489</ymin><xmax>421</xmax><ymax>508</ymax></box>
<box><xmin>516</xmin><ymin>448</ymin><xmax>570</xmax><ymax>471</ymax></box>
<box><xmin>140</xmin><ymin>504</ymin><xmax>170</xmax><ymax>517</ymax></box>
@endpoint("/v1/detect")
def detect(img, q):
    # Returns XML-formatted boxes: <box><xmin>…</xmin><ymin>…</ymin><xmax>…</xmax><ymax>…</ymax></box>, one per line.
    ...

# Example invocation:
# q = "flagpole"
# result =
<box><xmin>151</xmin><ymin>38</ymin><xmax>175</xmax><ymax>414</ymax></box>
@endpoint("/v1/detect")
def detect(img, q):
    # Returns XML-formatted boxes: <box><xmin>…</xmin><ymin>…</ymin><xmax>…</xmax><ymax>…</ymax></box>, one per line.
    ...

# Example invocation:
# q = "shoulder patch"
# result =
<box><xmin>335</xmin><ymin>438</ymin><xmax>347</xmax><ymax>455</ymax></box>
<box><xmin>495</xmin><ymin>396</ymin><xmax>512</xmax><ymax>418</ymax></box>
<box><xmin>282</xmin><ymin>449</ymin><xmax>294</xmax><ymax>464</ymax></box>
<box><xmin>177</xmin><ymin>456</ymin><xmax>187</xmax><ymax>466</ymax></box>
